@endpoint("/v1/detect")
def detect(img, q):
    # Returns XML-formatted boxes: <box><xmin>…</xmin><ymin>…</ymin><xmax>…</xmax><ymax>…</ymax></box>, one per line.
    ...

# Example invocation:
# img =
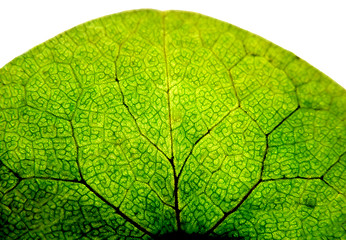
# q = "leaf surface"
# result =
<box><xmin>0</xmin><ymin>9</ymin><xmax>345</xmax><ymax>240</ymax></box>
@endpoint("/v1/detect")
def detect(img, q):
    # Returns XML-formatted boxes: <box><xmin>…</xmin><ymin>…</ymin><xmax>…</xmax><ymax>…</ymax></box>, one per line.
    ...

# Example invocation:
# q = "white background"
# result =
<box><xmin>0</xmin><ymin>0</ymin><xmax>345</xmax><ymax>88</ymax></box>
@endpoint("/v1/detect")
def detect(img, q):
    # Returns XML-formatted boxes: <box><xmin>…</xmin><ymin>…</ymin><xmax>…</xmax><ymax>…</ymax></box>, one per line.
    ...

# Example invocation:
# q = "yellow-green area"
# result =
<box><xmin>0</xmin><ymin>9</ymin><xmax>345</xmax><ymax>240</ymax></box>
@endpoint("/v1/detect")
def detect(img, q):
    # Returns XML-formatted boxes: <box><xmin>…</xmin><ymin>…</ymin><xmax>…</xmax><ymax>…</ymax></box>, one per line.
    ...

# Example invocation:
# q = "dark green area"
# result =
<box><xmin>155</xmin><ymin>231</ymin><xmax>244</xmax><ymax>240</ymax></box>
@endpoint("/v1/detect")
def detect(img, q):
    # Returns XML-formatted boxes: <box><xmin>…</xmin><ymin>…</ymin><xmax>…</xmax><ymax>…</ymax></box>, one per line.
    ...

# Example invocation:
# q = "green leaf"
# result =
<box><xmin>1</xmin><ymin>9</ymin><xmax>345</xmax><ymax>240</ymax></box>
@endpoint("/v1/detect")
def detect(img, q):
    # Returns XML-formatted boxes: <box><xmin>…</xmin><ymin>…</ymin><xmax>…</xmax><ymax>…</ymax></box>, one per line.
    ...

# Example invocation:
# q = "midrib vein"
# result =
<box><xmin>162</xmin><ymin>13</ymin><xmax>174</xmax><ymax>160</ymax></box>
<box><xmin>162</xmin><ymin>12</ymin><xmax>182</xmax><ymax>231</ymax></box>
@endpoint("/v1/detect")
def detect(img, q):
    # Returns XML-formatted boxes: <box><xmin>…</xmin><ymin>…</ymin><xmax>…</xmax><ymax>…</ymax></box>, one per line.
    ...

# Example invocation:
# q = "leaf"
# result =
<box><xmin>0</xmin><ymin>9</ymin><xmax>345</xmax><ymax>240</ymax></box>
